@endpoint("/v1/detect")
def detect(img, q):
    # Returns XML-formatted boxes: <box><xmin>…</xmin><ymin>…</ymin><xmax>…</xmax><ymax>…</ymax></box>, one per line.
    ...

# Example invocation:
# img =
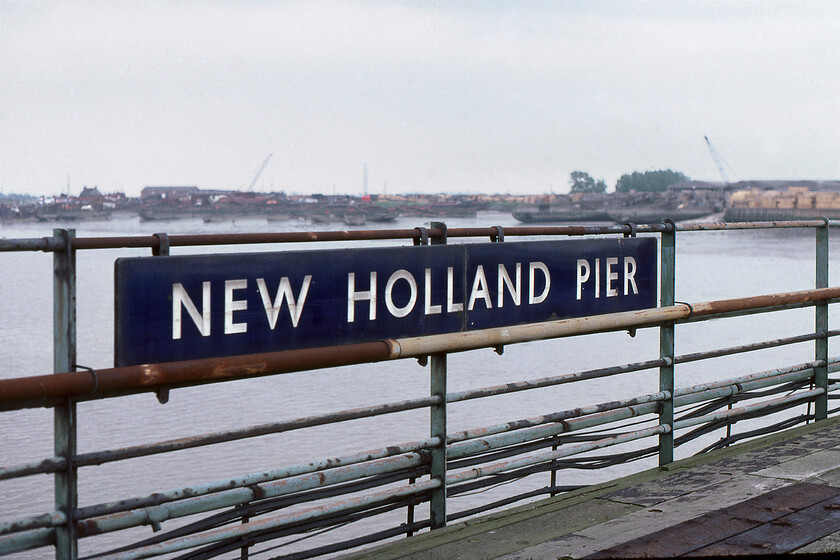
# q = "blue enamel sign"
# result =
<box><xmin>115</xmin><ymin>238</ymin><xmax>657</xmax><ymax>366</ymax></box>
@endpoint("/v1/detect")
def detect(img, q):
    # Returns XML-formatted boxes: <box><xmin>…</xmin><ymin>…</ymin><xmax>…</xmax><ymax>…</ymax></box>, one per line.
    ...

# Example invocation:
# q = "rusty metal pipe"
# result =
<box><xmin>2</xmin><ymin>220</ymin><xmax>837</xmax><ymax>253</ymax></box>
<box><xmin>0</xmin><ymin>340</ymin><xmax>399</xmax><ymax>408</ymax></box>
<box><xmin>3</xmin><ymin>288</ymin><xmax>840</xmax><ymax>409</ymax></box>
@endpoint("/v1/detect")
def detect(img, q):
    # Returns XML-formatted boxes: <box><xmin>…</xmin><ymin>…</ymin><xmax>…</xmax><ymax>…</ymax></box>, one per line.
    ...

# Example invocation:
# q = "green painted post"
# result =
<box><xmin>429</xmin><ymin>352</ymin><xmax>447</xmax><ymax>529</ymax></box>
<box><xmin>815</xmin><ymin>222</ymin><xmax>829</xmax><ymax>420</ymax></box>
<box><xmin>429</xmin><ymin>221</ymin><xmax>447</xmax><ymax>529</ymax></box>
<box><xmin>659</xmin><ymin>223</ymin><xmax>676</xmax><ymax>466</ymax></box>
<box><xmin>53</xmin><ymin>229</ymin><xmax>77</xmax><ymax>559</ymax></box>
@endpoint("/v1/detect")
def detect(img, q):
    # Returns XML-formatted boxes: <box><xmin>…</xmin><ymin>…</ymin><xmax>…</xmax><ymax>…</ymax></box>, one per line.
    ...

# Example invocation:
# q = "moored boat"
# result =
<box><xmin>343</xmin><ymin>212</ymin><xmax>367</xmax><ymax>226</ymax></box>
<box><xmin>607</xmin><ymin>205</ymin><xmax>717</xmax><ymax>224</ymax></box>
<box><xmin>512</xmin><ymin>205</ymin><xmax>611</xmax><ymax>223</ymax></box>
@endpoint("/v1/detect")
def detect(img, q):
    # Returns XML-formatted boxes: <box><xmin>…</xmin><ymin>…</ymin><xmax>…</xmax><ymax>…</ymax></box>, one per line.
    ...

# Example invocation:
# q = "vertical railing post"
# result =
<box><xmin>53</xmin><ymin>229</ymin><xmax>77</xmax><ymax>559</ymax></box>
<box><xmin>815</xmin><ymin>220</ymin><xmax>829</xmax><ymax>421</ymax></box>
<box><xmin>659</xmin><ymin>221</ymin><xmax>676</xmax><ymax>466</ymax></box>
<box><xmin>429</xmin><ymin>221</ymin><xmax>447</xmax><ymax>529</ymax></box>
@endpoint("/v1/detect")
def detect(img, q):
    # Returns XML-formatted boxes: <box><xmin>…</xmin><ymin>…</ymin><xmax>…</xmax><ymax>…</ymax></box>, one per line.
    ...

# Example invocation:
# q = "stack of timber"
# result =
<box><xmin>725</xmin><ymin>186</ymin><xmax>840</xmax><ymax>221</ymax></box>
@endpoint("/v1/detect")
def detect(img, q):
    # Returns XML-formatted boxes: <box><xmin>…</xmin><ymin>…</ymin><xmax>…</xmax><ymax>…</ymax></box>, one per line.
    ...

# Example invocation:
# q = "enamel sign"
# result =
<box><xmin>114</xmin><ymin>238</ymin><xmax>657</xmax><ymax>366</ymax></box>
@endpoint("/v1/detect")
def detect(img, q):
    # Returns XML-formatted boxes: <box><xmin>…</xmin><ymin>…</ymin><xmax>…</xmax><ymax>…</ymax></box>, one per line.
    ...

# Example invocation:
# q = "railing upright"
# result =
<box><xmin>429</xmin><ymin>222</ymin><xmax>448</xmax><ymax>529</ymax></box>
<box><xmin>53</xmin><ymin>229</ymin><xmax>78</xmax><ymax>559</ymax></box>
<box><xmin>815</xmin><ymin>220</ymin><xmax>829</xmax><ymax>420</ymax></box>
<box><xmin>659</xmin><ymin>221</ymin><xmax>676</xmax><ymax>465</ymax></box>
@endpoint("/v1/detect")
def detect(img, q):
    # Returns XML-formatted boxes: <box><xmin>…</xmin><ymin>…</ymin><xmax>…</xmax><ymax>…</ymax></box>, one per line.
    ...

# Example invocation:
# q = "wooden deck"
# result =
<box><xmin>344</xmin><ymin>414</ymin><xmax>840</xmax><ymax>559</ymax></box>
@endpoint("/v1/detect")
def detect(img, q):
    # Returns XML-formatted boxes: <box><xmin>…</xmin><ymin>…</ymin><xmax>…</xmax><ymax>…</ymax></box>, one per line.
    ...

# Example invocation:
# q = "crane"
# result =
<box><xmin>703</xmin><ymin>136</ymin><xmax>731</xmax><ymax>183</ymax></box>
<box><xmin>244</xmin><ymin>153</ymin><xmax>273</xmax><ymax>191</ymax></box>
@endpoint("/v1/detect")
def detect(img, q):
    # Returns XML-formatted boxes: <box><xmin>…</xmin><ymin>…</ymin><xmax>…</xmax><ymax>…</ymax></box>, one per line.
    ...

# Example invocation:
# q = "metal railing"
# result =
<box><xmin>0</xmin><ymin>219</ymin><xmax>838</xmax><ymax>560</ymax></box>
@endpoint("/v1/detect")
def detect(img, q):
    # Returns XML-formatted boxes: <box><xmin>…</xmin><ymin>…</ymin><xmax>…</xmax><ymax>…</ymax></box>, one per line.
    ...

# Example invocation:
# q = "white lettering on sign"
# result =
<box><xmin>172</xmin><ymin>276</ymin><xmax>312</xmax><ymax>339</ymax></box>
<box><xmin>624</xmin><ymin>257</ymin><xmax>639</xmax><ymax>295</ymax></box>
<box><xmin>606</xmin><ymin>257</ymin><xmax>618</xmax><ymax>297</ymax></box>
<box><xmin>348</xmin><ymin>271</ymin><xmax>377</xmax><ymax>322</ymax></box>
<box><xmin>173</xmin><ymin>282</ymin><xmax>211</xmax><ymax>339</ymax></box>
<box><xmin>385</xmin><ymin>269</ymin><xmax>418</xmax><ymax>318</ymax></box>
<box><xmin>497</xmin><ymin>263</ymin><xmax>521</xmax><ymax>308</ymax></box>
<box><xmin>468</xmin><ymin>265</ymin><xmax>492</xmax><ymax>310</ymax></box>
<box><xmin>257</xmin><ymin>276</ymin><xmax>312</xmax><ymax>329</ymax></box>
<box><xmin>446</xmin><ymin>266</ymin><xmax>464</xmax><ymax>313</ymax></box>
<box><xmin>224</xmin><ymin>279</ymin><xmax>249</xmax><ymax>334</ymax></box>
<box><xmin>344</xmin><ymin>261</ymin><xmax>550</xmax><ymax>323</ymax></box>
<box><xmin>167</xmin><ymin>254</ymin><xmax>645</xmax><ymax>342</ymax></box>
<box><xmin>528</xmin><ymin>262</ymin><xmax>550</xmax><ymax>304</ymax></box>
<box><xmin>576</xmin><ymin>256</ymin><xmax>639</xmax><ymax>300</ymax></box>
<box><xmin>424</xmin><ymin>268</ymin><xmax>442</xmax><ymax>315</ymax></box>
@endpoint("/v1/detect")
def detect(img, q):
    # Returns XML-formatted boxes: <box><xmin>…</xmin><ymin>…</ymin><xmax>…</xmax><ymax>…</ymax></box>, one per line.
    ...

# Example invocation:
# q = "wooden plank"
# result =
<box><xmin>688</xmin><ymin>492</ymin><xmax>840</xmax><ymax>556</ymax></box>
<box><xmin>585</xmin><ymin>483</ymin><xmax>840</xmax><ymax>558</ymax></box>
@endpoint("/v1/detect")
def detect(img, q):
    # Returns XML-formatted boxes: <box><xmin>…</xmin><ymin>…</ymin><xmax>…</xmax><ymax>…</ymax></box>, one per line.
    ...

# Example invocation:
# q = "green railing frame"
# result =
<box><xmin>0</xmin><ymin>218</ymin><xmax>836</xmax><ymax>559</ymax></box>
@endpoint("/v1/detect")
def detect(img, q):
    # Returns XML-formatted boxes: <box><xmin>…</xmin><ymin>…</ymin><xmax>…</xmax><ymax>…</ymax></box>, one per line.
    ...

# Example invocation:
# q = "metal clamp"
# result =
<box><xmin>623</xmin><ymin>223</ymin><xmax>637</xmax><ymax>238</ymax></box>
<box><xmin>430</xmin><ymin>221</ymin><xmax>447</xmax><ymax>245</ymax></box>
<box><xmin>152</xmin><ymin>232</ymin><xmax>170</xmax><ymax>256</ymax></box>
<box><xmin>156</xmin><ymin>386</ymin><xmax>170</xmax><ymax>404</ymax></box>
<box><xmin>676</xmin><ymin>301</ymin><xmax>694</xmax><ymax>319</ymax></box>
<box><xmin>662</xmin><ymin>218</ymin><xmax>676</xmax><ymax>233</ymax></box>
<box><xmin>413</xmin><ymin>227</ymin><xmax>429</xmax><ymax>246</ymax></box>
<box><xmin>491</xmin><ymin>226</ymin><xmax>505</xmax><ymax>243</ymax></box>
<box><xmin>74</xmin><ymin>364</ymin><xmax>98</xmax><ymax>394</ymax></box>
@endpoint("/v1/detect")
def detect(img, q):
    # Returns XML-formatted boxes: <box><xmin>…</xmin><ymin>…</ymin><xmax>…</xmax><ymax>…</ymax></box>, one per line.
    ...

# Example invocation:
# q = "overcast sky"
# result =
<box><xmin>1</xmin><ymin>1</ymin><xmax>838</xmax><ymax>197</ymax></box>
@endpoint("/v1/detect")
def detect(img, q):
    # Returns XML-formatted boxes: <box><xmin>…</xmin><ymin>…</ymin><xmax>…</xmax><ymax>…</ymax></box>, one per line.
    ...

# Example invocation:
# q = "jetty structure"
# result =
<box><xmin>512</xmin><ymin>180</ymin><xmax>840</xmax><ymax>225</ymax></box>
<box><xmin>2</xmin><ymin>216</ymin><xmax>840</xmax><ymax>559</ymax></box>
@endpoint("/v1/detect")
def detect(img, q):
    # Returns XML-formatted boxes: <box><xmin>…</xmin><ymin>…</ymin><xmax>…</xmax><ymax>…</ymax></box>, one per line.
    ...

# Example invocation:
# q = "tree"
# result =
<box><xmin>569</xmin><ymin>171</ymin><xmax>607</xmax><ymax>194</ymax></box>
<box><xmin>614</xmin><ymin>169</ymin><xmax>689</xmax><ymax>193</ymax></box>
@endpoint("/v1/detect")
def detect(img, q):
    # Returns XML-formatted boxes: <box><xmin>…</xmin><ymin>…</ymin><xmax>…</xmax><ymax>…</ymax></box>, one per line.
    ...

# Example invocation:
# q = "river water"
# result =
<box><xmin>1</xmin><ymin>211</ymin><xmax>838</xmax><ymax>559</ymax></box>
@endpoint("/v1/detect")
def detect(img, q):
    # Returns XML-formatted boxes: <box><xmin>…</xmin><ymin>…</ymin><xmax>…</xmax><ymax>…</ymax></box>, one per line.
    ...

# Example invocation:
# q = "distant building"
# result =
<box><xmin>78</xmin><ymin>186</ymin><xmax>103</xmax><ymax>199</ymax></box>
<box><xmin>141</xmin><ymin>186</ymin><xmax>200</xmax><ymax>201</ymax></box>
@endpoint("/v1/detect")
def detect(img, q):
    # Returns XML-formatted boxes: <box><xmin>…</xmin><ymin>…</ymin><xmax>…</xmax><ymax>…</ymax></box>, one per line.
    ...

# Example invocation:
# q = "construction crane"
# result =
<box><xmin>703</xmin><ymin>136</ymin><xmax>731</xmax><ymax>183</ymax></box>
<box><xmin>244</xmin><ymin>153</ymin><xmax>273</xmax><ymax>191</ymax></box>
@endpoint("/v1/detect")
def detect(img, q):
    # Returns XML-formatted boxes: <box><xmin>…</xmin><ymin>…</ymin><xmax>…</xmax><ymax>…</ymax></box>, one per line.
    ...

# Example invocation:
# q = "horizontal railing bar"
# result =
<box><xmin>0</xmin><ymin>395</ymin><xmax>440</xmax><ymax>479</ymax></box>
<box><xmin>74</xmin><ymin>437</ymin><xmax>437</xmax><ymax>521</ymax></box>
<box><xmin>448</xmin><ymin>393</ymin><xmax>667</xmax><ymax>445</ymax></box>
<box><xmin>2</xmin><ymin>287</ymin><xmax>838</xmax><ymax>410</ymax></box>
<box><xmin>0</xmin><ymin>527</ymin><xmax>54</xmax><ymax>556</ymax></box>
<box><xmin>97</xmin><ymin>471</ymin><xmax>427</xmax><ymax>558</ymax></box>
<box><xmin>446</xmin><ymin>339</ymin><xmax>840</xmax><ymax>406</ymax></box>
<box><xmin>447</xmin><ymin>425</ymin><xmax>669</xmax><ymax>487</ymax></box>
<box><xmin>675</xmin><ymin>361</ymin><xmax>824</xmax><ymax>398</ymax></box>
<box><xmin>449</xmin><ymin>360</ymin><xmax>826</xmax><ymax>459</ymax></box>
<box><xmin>77</xmin><ymin>452</ymin><xmax>428</xmax><ymax>540</ymax></box>
<box><xmin>0</xmin><ymin>341</ymin><xmax>400</xmax><ymax>410</ymax></box>
<box><xmin>1</xmin><ymin>219</ymin><xmax>836</xmax><ymax>253</ymax></box>
<box><xmin>680</xmin><ymin>300</ymin><xmax>840</xmax><ymax>324</ymax></box>
<box><xmin>675</xmin><ymin>376</ymin><xmax>813</xmax><ymax>413</ymax></box>
<box><xmin>391</xmin><ymin>288</ymin><xmax>840</xmax><ymax>358</ymax></box>
<box><xmin>90</xmin><ymin>478</ymin><xmax>442</xmax><ymax>560</ymax></box>
<box><xmin>0</xmin><ymin>457</ymin><xmax>67</xmax><ymax>480</ymax></box>
<box><xmin>0</xmin><ymin>511</ymin><xmax>65</xmax><ymax>540</ymax></box>
<box><xmin>74</xmin><ymin>395</ymin><xmax>440</xmax><ymax>469</ymax></box>
<box><xmin>448</xmin><ymin>401</ymin><xmax>663</xmax><ymax>460</ymax></box>
<box><xmin>101</xmin><ymin>426</ymin><xmax>669</xmax><ymax>559</ymax></box>
<box><xmin>674</xmin><ymin>219</ymin><xmax>838</xmax><ymax>231</ymax></box>
<box><xmin>674</xmin><ymin>332</ymin><xmax>840</xmax><ymax>364</ymax></box>
<box><xmin>0</xmin><ymin>440</ymin><xmax>436</xmax><ymax>537</ymax></box>
<box><xmin>674</xmin><ymin>385</ymin><xmax>833</xmax><ymax>431</ymax></box>
<box><xmin>446</xmin><ymin>358</ymin><xmax>669</xmax><ymax>403</ymax></box>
